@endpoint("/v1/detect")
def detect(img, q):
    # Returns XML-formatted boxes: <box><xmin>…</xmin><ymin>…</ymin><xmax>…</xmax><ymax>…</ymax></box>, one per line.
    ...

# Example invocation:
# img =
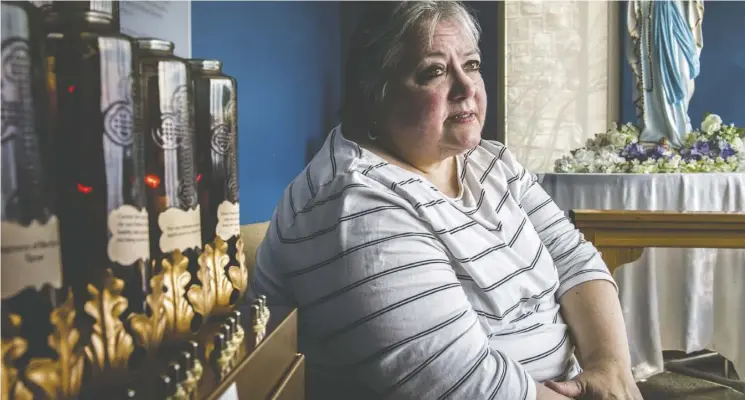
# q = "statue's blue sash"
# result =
<box><xmin>653</xmin><ymin>0</ymin><xmax>700</xmax><ymax>106</ymax></box>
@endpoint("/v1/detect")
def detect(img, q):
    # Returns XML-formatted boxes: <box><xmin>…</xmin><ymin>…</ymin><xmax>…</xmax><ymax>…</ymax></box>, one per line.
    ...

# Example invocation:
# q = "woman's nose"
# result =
<box><xmin>450</xmin><ymin>70</ymin><xmax>476</xmax><ymax>101</ymax></box>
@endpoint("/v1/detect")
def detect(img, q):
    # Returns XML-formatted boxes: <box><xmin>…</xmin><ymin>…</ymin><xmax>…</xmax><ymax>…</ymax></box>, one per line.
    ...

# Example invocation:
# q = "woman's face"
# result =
<box><xmin>378</xmin><ymin>18</ymin><xmax>486</xmax><ymax>165</ymax></box>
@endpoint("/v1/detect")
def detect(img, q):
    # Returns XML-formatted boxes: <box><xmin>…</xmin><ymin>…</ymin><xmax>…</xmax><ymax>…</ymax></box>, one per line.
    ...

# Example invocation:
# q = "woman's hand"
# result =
<box><xmin>536</xmin><ymin>382</ymin><xmax>574</xmax><ymax>400</ymax></box>
<box><xmin>543</xmin><ymin>360</ymin><xmax>643</xmax><ymax>400</ymax></box>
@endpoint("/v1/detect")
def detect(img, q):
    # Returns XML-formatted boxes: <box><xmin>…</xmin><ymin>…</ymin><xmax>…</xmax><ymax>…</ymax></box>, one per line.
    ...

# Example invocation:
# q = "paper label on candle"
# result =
<box><xmin>1</xmin><ymin>216</ymin><xmax>63</xmax><ymax>298</ymax></box>
<box><xmin>107</xmin><ymin>205</ymin><xmax>150</xmax><ymax>265</ymax></box>
<box><xmin>216</xmin><ymin>201</ymin><xmax>240</xmax><ymax>241</ymax></box>
<box><xmin>158</xmin><ymin>205</ymin><xmax>202</xmax><ymax>253</ymax></box>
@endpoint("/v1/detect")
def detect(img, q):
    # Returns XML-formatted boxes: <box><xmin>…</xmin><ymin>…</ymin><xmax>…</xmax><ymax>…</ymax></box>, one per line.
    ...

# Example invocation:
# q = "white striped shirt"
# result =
<box><xmin>250</xmin><ymin>125</ymin><xmax>617</xmax><ymax>399</ymax></box>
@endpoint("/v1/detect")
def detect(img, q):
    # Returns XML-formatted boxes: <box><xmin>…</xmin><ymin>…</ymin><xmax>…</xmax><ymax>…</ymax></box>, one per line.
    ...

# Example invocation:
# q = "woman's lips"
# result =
<box><xmin>447</xmin><ymin>112</ymin><xmax>476</xmax><ymax>124</ymax></box>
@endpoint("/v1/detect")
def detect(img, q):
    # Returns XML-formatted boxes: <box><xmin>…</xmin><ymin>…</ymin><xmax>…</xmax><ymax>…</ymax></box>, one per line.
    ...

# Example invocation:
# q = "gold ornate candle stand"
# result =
<box><xmin>199</xmin><ymin>236</ymin><xmax>250</xmax><ymax>318</ymax></box>
<box><xmin>2</xmin><ymin>231</ymin><xmax>268</xmax><ymax>400</ymax></box>
<box><xmin>1</xmin><ymin>266</ymin><xmax>171</xmax><ymax>399</ymax></box>
<box><xmin>3</xmin><ymin>297</ymin><xmax>295</xmax><ymax>400</ymax></box>
<box><xmin>1</xmin><ymin>290</ymin><xmax>84</xmax><ymax>400</ymax></box>
<box><xmin>160</xmin><ymin>249</ymin><xmax>213</xmax><ymax>341</ymax></box>
<box><xmin>110</xmin><ymin>297</ymin><xmax>272</xmax><ymax>399</ymax></box>
<box><xmin>1</xmin><ymin>315</ymin><xmax>31</xmax><ymax>400</ymax></box>
<box><xmin>79</xmin><ymin>265</ymin><xmax>172</xmax><ymax>395</ymax></box>
<box><xmin>156</xmin><ymin>236</ymin><xmax>248</xmax><ymax>340</ymax></box>
<box><xmin>159</xmin><ymin>235</ymin><xmax>251</xmax><ymax>341</ymax></box>
<box><xmin>127</xmin><ymin>265</ymin><xmax>168</xmax><ymax>359</ymax></box>
<box><xmin>82</xmin><ymin>271</ymin><xmax>135</xmax><ymax>388</ymax></box>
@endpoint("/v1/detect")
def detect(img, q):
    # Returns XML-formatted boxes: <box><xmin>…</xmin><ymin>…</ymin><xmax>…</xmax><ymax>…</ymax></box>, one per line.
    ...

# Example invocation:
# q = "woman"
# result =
<box><xmin>250</xmin><ymin>2</ymin><xmax>642</xmax><ymax>399</ymax></box>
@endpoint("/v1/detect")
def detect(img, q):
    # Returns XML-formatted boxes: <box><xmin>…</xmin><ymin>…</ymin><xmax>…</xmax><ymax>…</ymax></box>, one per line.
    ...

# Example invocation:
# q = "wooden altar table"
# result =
<box><xmin>539</xmin><ymin>172</ymin><xmax>745</xmax><ymax>381</ymax></box>
<box><xmin>570</xmin><ymin>210</ymin><xmax>745</xmax><ymax>274</ymax></box>
<box><xmin>571</xmin><ymin>209</ymin><xmax>745</xmax><ymax>391</ymax></box>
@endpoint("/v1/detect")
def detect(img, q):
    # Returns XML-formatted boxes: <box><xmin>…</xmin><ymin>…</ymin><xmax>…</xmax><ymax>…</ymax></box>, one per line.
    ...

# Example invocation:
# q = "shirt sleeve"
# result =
<box><xmin>499</xmin><ymin>146</ymin><xmax>618</xmax><ymax>298</ymax></box>
<box><xmin>261</xmin><ymin>175</ymin><xmax>537</xmax><ymax>400</ymax></box>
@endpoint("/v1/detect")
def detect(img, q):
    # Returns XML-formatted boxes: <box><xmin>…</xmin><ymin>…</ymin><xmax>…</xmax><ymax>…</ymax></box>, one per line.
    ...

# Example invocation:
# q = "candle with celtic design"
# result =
<box><xmin>189</xmin><ymin>59</ymin><xmax>247</xmax><ymax>316</ymax></box>
<box><xmin>42</xmin><ymin>1</ymin><xmax>162</xmax><ymax>392</ymax></box>
<box><xmin>136</xmin><ymin>38</ymin><xmax>212</xmax><ymax>340</ymax></box>
<box><xmin>1</xmin><ymin>2</ymin><xmax>85</xmax><ymax>399</ymax></box>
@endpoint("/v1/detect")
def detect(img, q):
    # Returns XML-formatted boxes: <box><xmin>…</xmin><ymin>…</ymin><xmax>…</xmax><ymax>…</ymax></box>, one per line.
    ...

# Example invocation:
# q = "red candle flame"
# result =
<box><xmin>144</xmin><ymin>174</ymin><xmax>161</xmax><ymax>189</ymax></box>
<box><xmin>77</xmin><ymin>183</ymin><xmax>93</xmax><ymax>194</ymax></box>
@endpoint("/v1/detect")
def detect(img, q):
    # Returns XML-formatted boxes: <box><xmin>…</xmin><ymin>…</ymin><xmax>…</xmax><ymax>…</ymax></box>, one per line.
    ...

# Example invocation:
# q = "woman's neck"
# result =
<box><xmin>359</xmin><ymin>139</ymin><xmax>461</xmax><ymax>198</ymax></box>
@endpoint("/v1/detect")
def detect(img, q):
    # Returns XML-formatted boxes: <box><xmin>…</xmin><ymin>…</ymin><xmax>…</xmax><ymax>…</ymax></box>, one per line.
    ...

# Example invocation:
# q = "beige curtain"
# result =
<box><xmin>503</xmin><ymin>1</ymin><xmax>620</xmax><ymax>173</ymax></box>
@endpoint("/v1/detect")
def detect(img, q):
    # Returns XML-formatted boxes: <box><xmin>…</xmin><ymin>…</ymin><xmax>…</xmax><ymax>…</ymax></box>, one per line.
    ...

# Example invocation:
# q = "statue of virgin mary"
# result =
<box><xmin>627</xmin><ymin>0</ymin><xmax>704</xmax><ymax>149</ymax></box>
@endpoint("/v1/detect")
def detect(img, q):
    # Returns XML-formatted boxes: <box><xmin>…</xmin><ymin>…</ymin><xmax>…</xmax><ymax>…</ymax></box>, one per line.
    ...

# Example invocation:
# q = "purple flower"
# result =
<box><xmin>650</xmin><ymin>144</ymin><xmax>673</xmax><ymax>160</ymax></box>
<box><xmin>691</xmin><ymin>140</ymin><xmax>711</xmax><ymax>157</ymax></box>
<box><xmin>679</xmin><ymin>147</ymin><xmax>697</xmax><ymax>161</ymax></box>
<box><xmin>621</xmin><ymin>142</ymin><xmax>647</xmax><ymax>161</ymax></box>
<box><xmin>721</xmin><ymin>144</ymin><xmax>736</xmax><ymax>159</ymax></box>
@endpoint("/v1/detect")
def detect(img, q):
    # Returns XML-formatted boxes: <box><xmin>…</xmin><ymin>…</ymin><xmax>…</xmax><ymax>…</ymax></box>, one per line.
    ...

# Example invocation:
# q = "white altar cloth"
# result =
<box><xmin>537</xmin><ymin>173</ymin><xmax>745</xmax><ymax>381</ymax></box>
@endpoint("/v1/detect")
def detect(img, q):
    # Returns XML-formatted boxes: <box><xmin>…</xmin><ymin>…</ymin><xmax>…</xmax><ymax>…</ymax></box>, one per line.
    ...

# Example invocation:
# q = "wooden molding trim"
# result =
<box><xmin>569</xmin><ymin>210</ymin><xmax>745</xmax><ymax>273</ymax></box>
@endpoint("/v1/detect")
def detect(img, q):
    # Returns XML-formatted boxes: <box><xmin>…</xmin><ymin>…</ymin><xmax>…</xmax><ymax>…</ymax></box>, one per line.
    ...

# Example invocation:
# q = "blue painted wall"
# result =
<box><xmin>192</xmin><ymin>1</ymin><xmax>501</xmax><ymax>223</ymax></box>
<box><xmin>620</xmin><ymin>1</ymin><xmax>745</xmax><ymax>128</ymax></box>
<box><xmin>191</xmin><ymin>1</ymin><xmax>743</xmax><ymax>222</ymax></box>
<box><xmin>191</xmin><ymin>1</ymin><xmax>342</xmax><ymax>224</ymax></box>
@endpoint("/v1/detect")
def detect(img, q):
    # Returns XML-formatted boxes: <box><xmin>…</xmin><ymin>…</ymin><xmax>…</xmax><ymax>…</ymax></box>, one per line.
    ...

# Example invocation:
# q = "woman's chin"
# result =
<box><xmin>448</xmin><ymin>126</ymin><xmax>483</xmax><ymax>151</ymax></box>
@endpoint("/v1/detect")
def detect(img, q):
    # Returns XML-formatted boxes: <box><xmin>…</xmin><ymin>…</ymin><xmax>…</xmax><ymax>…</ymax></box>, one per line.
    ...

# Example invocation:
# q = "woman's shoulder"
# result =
<box><xmin>274</xmin><ymin>157</ymin><xmax>415</xmax><ymax>236</ymax></box>
<box><xmin>468</xmin><ymin>140</ymin><xmax>524</xmax><ymax>172</ymax></box>
<box><xmin>477</xmin><ymin>139</ymin><xmax>507</xmax><ymax>153</ymax></box>
<box><xmin>274</xmin><ymin>126</ymin><xmax>387</xmax><ymax>213</ymax></box>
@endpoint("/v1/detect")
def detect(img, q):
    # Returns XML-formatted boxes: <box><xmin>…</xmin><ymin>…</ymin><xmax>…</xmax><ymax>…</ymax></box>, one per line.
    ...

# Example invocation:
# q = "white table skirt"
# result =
<box><xmin>537</xmin><ymin>173</ymin><xmax>745</xmax><ymax>381</ymax></box>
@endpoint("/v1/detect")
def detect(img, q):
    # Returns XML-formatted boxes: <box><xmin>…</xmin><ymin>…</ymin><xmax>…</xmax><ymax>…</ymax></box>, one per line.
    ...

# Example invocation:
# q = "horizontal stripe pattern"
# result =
<box><xmin>250</xmin><ymin>125</ymin><xmax>616</xmax><ymax>399</ymax></box>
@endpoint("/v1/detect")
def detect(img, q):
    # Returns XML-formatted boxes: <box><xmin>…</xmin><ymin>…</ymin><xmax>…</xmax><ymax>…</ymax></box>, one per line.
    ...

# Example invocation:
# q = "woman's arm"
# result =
<box><xmin>548</xmin><ymin>281</ymin><xmax>642</xmax><ymax>399</ymax></box>
<box><xmin>495</xmin><ymin>144</ymin><xmax>640</xmax><ymax>398</ymax></box>
<box><xmin>501</xmin><ymin>147</ymin><xmax>627</xmax><ymax>363</ymax></box>
<box><xmin>517</xmin><ymin>182</ymin><xmax>635</xmax><ymax>373</ymax></box>
<box><xmin>498</xmin><ymin>145</ymin><xmax>617</xmax><ymax>299</ymax></box>
<box><xmin>558</xmin><ymin>279</ymin><xmax>631</xmax><ymax>370</ymax></box>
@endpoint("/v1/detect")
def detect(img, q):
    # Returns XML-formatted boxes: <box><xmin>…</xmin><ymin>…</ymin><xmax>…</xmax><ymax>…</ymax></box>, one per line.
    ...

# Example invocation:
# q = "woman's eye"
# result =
<box><xmin>425</xmin><ymin>66</ymin><xmax>445</xmax><ymax>78</ymax></box>
<box><xmin>465</xmin><ymin>60</ymin><xmax>481</xmax><ymax>71</ymax></box>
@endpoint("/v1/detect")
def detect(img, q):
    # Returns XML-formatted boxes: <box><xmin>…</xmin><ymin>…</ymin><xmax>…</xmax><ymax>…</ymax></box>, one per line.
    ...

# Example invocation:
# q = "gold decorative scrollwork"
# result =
<box><xmin>128</xmin><ymin>266</ymin><xmax>167</xmax><ymax>352</ymax></box>
<box><xmin>1</xmin><ymin>314</ymin><xmax>33</xmax><ymax>400</ymax></box>
<box><xmin>230</xmin><ymin>236</ymin><xmax>249</xmax><ymax>299</ymax></box>
<box><xmin>162</xmin><ymin>251</ymin><xmax>196</xmax><ymax>337</ymax></box>
<box><xmin>199</xmin><ymin>238</ymin><xmax>233</xmax><ymax>316</ymax></box>
<box><xmin>24</xmin><ymin>290</ymin><xmax>85</xmax><ymax>399</ymax></box>
<box><xmin>83</xmin><ymin>270</ymin><xmax>135</xmax><ymax>373</ymax></box>
<box><xmin>187</xmin><ymin>248</ymin><xmax>215</xmax><ymax>321</ymax></box>
<box><xmin>200</xmin><ymin>236</ymin><xmax>250</xmax><ymax>317</ymax></box>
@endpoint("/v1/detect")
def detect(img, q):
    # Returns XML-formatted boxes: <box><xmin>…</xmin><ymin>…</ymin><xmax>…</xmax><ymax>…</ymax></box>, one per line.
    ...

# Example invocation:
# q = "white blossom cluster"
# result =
<box><xmin>554</xmin><ymin>115</ymin><xmax>745</xmax><ymax>174</ymax></box>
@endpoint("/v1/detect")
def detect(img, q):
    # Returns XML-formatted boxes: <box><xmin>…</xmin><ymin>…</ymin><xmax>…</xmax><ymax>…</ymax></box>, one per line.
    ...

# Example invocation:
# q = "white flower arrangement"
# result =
<box><xmin>554</xmin><ymin>114</ymin><xmax>745</xmax><ymax>174</ymax></box>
